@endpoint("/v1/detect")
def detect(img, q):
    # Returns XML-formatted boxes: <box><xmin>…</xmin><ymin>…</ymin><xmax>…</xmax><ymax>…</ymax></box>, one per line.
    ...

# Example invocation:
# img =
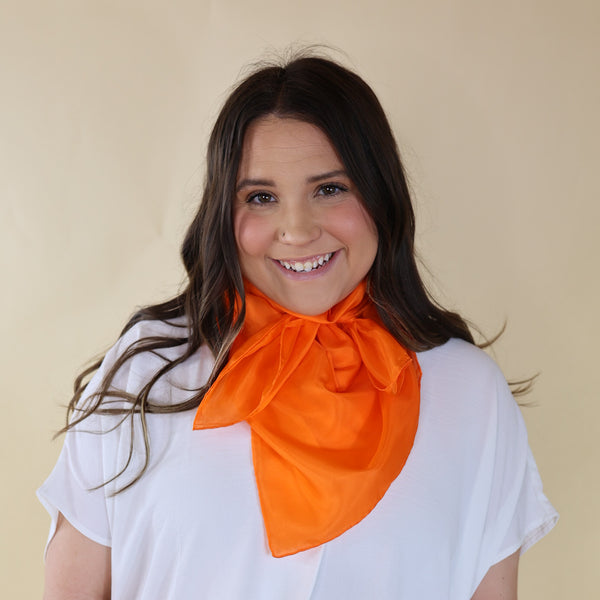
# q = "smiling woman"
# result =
<box><xmin>38</xmin><ymin>52</ymin><xmax>557</xmax><ymax>600</ymax></box>
<box><xmin>233</xmin><ymin>116</ymin><xmax>378</xmax><ymax>315</ymax></box>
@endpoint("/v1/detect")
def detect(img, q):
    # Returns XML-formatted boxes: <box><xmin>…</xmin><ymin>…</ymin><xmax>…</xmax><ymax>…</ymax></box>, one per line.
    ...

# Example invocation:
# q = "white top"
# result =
<box><xmin>38</xmin><ymin>319</ymin><xmax>558</xmax><ymax>599</ymax></box>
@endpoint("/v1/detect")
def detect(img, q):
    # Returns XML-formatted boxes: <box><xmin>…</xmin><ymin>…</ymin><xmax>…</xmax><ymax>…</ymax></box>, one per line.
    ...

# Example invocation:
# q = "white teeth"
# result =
<box><xmin>279</xmin><ymin>252</ymin><xmax>333</xmax><ymax>273</ymax></box>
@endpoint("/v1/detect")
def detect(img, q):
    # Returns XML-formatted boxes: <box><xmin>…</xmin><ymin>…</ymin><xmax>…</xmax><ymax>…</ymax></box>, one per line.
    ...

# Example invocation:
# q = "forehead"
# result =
<box><xmin>238</xmin><ymin>116</ymin><xmax>342</xmax><ymax>176</ymax></box>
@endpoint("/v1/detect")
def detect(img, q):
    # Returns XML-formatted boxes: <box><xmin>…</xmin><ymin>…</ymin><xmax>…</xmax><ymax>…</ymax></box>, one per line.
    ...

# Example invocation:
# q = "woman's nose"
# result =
<box><xmin>276</xmin><ymin>203</ymin><xmax>321</xmax><ymax>245</ymax></box>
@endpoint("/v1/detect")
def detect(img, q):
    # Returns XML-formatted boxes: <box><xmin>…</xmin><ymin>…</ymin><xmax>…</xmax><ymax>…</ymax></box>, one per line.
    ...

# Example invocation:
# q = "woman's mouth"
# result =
<box><xmin>277</xmin><ymin>252</ymin><xmax>334</xmax><ymax>273</ymax></box>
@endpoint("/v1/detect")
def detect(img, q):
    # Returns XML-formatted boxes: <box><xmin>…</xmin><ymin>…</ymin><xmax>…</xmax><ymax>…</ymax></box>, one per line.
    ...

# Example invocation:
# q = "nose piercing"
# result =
<box><xmin>280</xmin><ymin>231</ymin><xmax>286</xmax><ymax>240</ymax></box>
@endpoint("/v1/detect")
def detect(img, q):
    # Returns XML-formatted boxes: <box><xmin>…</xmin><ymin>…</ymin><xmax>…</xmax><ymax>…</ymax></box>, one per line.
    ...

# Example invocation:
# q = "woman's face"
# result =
<box><xmin>233</xmin><ymin>116</ymin><xmax>378</xmax><ymax>315</ymax></box>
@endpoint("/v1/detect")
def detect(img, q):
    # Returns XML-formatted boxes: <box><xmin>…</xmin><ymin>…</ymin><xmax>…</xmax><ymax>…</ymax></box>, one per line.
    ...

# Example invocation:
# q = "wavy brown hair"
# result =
<box><xmin>63</xmin><ymin>52</ymin><xmax>525</xmax><ymax>491</ymax></box>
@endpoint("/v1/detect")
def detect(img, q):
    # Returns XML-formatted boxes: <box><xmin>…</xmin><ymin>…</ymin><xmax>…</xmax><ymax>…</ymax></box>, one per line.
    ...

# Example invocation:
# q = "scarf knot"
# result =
<box><xmin>194</xmin><ymin>280</ymin><xmax>420</xmax><ymax>557</ymax></box>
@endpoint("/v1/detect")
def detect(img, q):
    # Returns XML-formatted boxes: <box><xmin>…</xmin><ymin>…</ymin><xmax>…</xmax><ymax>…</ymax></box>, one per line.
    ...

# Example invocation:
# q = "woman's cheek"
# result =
<box><xmin>328</xmin><ymin>201</ymin><xmax>378</xmax><ymax>251</ymax></box>
<box><xmin>234</xmin><ymin>211</ymin><xmax>273</xmax><ymax>262</ymax></box>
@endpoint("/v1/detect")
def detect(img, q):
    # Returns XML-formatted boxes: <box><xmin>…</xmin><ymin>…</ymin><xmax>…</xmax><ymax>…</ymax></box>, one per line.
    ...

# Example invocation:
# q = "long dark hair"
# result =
<box><xmin>63</xmin><ymin>52</ymin><xmax>508</xmax><ymax>490</ymax></box>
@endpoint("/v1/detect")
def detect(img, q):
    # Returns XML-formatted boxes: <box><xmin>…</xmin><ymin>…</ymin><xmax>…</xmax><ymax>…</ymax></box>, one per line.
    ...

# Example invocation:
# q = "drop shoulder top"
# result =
<box><xmin>38</xmin><ymin>318</ymin><xmax>558</xmax><ymax>599</ymax></box>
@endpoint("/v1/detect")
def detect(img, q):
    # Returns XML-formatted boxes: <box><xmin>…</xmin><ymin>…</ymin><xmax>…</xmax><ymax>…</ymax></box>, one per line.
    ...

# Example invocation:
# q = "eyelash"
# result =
<box><xmin>246</xmin><ymin>192</ymin><xmax>275</xmax><ymax>205</ymax></box>
<box><xmin>317</xmin><ymin>183</ymin><xmax>349</xmax><ymax>196</ymax></box>
<box><xmin>245</xmin><ymin>183</ymin><xmax>349</xmax><ymax>205</ymax></box>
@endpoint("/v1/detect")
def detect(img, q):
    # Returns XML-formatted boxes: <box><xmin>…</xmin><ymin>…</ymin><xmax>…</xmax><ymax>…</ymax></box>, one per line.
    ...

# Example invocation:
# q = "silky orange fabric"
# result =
<box><xmin>193</xmin><ymin>281</ymin><xmax>421</xmax><ymax>557</ymax></box>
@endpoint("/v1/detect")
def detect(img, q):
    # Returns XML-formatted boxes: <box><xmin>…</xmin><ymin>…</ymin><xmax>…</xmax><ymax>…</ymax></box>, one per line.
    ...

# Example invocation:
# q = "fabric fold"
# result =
<box><xmin>193</xmin><ymin>281</ymin><xmax>420</xmax><ymax>557</ymax></box>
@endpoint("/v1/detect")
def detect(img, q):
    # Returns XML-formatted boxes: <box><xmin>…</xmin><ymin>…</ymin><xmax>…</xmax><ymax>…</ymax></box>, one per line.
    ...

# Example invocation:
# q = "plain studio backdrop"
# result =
<box><xmin>1</xmin><ymin>0</ymin><xmax>598</xmax><ymax>597</ymax></box>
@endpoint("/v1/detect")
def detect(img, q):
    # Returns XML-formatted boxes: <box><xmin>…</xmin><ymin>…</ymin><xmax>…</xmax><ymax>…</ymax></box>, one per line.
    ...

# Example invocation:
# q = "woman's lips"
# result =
<box><xmin>276</xmin><ymin>252</ymin><xmax>334</xmax><ymax>273</ymax></box>
<box><xmin>271</xmin><ymin>251</ymin><xmax>339</xmax><ymax>277</ymax></box>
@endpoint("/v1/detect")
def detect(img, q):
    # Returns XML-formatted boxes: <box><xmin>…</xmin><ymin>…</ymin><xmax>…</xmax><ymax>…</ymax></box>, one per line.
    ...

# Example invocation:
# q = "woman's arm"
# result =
<box><xmin>471</xmin><ymin>549</ymin><xmax>520</xmax><ymax>600</ymax></box>
<box><xmin>43</xmin><ymin>512</ymin><xmax>111</xmax><ymax>600</ymax></box>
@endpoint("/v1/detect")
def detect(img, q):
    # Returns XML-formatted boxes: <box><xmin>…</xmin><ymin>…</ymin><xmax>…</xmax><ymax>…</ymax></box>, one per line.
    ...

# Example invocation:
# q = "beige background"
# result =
<box><xmin>1</xmin><ymin>0</ymin><xmax>598</xmax><ymax>597</ymax></box>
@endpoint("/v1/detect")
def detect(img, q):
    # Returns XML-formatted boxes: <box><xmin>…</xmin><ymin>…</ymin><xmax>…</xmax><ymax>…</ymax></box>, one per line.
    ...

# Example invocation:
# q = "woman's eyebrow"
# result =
<box><xmin>236</xmin><ymin>170</ymin><xmax>348</xmax><ymax>192</ymax></box>
<box><xmin>306</xmin><ymin>169</ymin><xmax>348</xmax><ymax>183</ymax></box>
<box><xmin>236</xmin><ymin>178</ymin><xmax>275</xmax><ymax>192</ymax></box>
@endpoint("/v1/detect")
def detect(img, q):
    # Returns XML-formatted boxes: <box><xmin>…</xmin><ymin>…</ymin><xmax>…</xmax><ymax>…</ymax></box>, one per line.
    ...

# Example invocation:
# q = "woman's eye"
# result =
<box><xmin>247</xmin><ymin>192</ymin><xmax>275</xmax><ymax>205</ymax></box>
<box><xmin>318</xmin><ymin>183</ymin><xmax>348</xmax><ymax>196</ymax></box>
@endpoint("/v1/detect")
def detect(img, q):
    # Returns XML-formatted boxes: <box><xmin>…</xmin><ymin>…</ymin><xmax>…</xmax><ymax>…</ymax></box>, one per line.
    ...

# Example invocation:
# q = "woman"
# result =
<box><xmin>39</xmin><ymin>53</ymin><xmax>557</xmax><ymax>599</ymax></box>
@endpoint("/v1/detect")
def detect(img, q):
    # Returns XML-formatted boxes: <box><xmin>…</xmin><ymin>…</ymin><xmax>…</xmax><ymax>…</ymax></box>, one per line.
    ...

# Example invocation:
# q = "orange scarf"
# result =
<box><xmin>193</xmin><ymin>281</ymin><xmax>420</xmax><ymax>557</ymax></box>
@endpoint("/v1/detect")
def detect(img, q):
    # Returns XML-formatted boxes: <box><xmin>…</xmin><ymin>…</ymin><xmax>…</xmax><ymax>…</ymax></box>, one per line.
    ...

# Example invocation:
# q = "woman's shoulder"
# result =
<box><xmin>119</xmin><ymin>314</ymin><xmax>190</xmax><ymax>346</ymax></box>
<box><xmin>101</xmin><ymin>316</ymin><xmax>215</xmax><ymax>396</ymax></box>
<box><xmin>417</xmin><ymin>337</ymin><xmax>504</xmax><ymax>384</ymax></box>
<box><xmin>416</xmin><ymin>338</ymin><xmax>513</xmax><ymax>415</ymax></box>
<box><xmin>415</xmin><ymin>339</ymin><xmax>525</xmax><ymax>449</ymax></box>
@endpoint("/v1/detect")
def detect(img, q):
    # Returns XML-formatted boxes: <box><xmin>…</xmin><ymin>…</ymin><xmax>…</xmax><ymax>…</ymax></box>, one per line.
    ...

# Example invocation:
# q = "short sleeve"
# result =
<box><xmin>37</xmin><ymin>318</ymin><xmax>201</xmax><ymax>558</ymax></box>
<box><xmin>474</xmin><ymin>371</ymin><xmax>558</xmax><ymax>585</ymax></box>
<box><xmin>37</xmin><ymin>416</ymin><xmax>112</xmax><ymax>551</ymax></box>
<box><xmin>36</xmin><ymin>331</ymin><xmax>134</xmax><ymax>555</ymax></box>
<box><xmin>495</xmin><ymin>446</ymin><xmax>559</xmax><ymax>559</ymax></box>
